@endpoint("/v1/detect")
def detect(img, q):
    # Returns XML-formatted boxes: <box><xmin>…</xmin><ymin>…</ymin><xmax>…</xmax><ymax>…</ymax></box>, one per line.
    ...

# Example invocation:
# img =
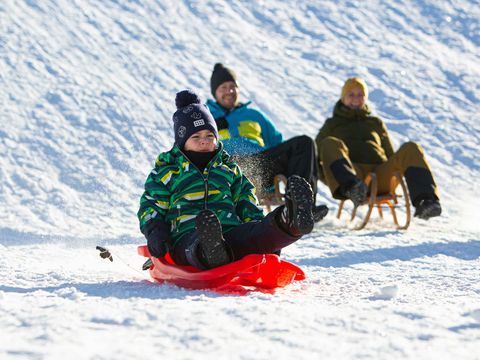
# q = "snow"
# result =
<box><xmin>1</xmin><ymin>0</ymin><xmax>479</xmax><ymax>359</ymax></box>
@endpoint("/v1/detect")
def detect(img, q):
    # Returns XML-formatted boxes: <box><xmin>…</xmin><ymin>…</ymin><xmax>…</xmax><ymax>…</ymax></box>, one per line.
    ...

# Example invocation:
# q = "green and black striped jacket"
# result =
<box><xmin>137</xmin><ymin>143</ymin><xmax>264</xmax><ymax>246</ymax></box>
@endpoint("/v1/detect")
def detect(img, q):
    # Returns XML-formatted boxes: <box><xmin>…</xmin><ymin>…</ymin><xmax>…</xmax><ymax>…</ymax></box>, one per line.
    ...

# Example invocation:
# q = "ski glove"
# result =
<box><xmin>143</xmin><ymin>220</ymin><xmax>170</xmax><ymax>258</ymax></box>
<box><xmin>215</xmin><ymin>116</ymin><xmax>229</xmax><ymax>130</ymax></box>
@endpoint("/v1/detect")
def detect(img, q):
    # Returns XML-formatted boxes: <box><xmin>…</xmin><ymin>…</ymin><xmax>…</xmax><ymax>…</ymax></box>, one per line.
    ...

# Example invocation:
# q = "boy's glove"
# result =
<box><xmin>96</xmin><ymin>246</ymin><xmax>113</xmax><ymax>262</ymax></box>
<box><xmin>142</xmin><ymin>258</ymin><xmax>153</xmax><ymax>271</ymax></box>
<box><xmin>143</xmin><ymin>220</ymin><xmax>170</xmax><ymax>258</ymax></box>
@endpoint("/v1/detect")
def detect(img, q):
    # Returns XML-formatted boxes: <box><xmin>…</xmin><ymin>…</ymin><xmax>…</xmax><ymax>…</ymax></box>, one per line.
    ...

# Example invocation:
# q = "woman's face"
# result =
<box><xmin>183</xmin><ymin>130</ymin><xmax>217</xmax><ymax>152</ymax></box>
<box><xmin>215</xmin><ymin>81</ymin><xmax>239</xmax><ymax>109</ymax></box>
<box><xmin>341</xmin><ymin>86</ymin><xmax>366</xmax><ymax>109</ymax></box>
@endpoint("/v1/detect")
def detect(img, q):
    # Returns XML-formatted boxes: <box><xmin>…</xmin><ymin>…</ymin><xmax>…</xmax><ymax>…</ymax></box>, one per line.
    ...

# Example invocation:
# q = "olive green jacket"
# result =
<box><xmin>316</xmin><ymin>100</ymin><xmax>394</xmax><ymax>165</ymax></box>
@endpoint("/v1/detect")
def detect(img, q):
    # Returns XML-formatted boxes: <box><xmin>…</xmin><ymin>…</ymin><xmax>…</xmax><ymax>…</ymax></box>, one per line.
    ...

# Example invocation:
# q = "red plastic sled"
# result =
<box><xmin>137</xmin><ymin>245</ymin><xmax>305</xmax><ymax>290</ymax></box>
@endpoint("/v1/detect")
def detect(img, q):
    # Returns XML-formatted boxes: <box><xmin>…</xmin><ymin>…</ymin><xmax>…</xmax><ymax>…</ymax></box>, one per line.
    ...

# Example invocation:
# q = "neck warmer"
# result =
<box><xmin>183</xmin><ymin>149</ymin><xmax>219</xmax><ymax>172</ymax></box>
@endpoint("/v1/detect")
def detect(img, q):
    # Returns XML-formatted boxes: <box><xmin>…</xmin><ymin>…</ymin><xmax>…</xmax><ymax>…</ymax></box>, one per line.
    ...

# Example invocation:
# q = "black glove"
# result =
<box><xmin>313</xmin><ymin>204</ymin><xmax>329</xmax><ymax>222</ymax></box>
<box><xmin>215</xmin><ymin>116</ymin><xmax>229</xmax><ymax>130</ymax></box>
<box><xmin>143</xmin><ymin>220</ymin><xmax>170</xmax><ymax>258</ymax></box>
<box><xmin>96</xmin><ymin>246</ymin><xmax>113</xmax><ymax>261</ymax></box>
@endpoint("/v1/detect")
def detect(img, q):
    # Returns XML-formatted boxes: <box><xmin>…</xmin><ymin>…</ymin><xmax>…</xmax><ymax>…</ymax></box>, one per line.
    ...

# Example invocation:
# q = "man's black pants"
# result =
<box><xmin>232</xmin><ymin>135</ymin><xmax>319</xmax><ymax>199</ymax></box>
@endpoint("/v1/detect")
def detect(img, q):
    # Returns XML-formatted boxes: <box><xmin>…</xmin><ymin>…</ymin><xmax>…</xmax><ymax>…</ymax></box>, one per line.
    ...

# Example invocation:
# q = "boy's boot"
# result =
<box><xmin>279</xmin><ymin>175</ymin><xmax>315</xmax><ymax>236</ymax></box>
<box><xmin>185</xmin><ymin>210</ymin><xmax>232</xmax><ymax>270</ymax></box>
<box><xmin>414</xmin><ymin>198</ymin><xmax>442</xmax><ymax>220</ymax></box>
<box><xmin>344</xmin><ymin>179</ymin><xmax>368</xmax><ymax>207</ymax></box>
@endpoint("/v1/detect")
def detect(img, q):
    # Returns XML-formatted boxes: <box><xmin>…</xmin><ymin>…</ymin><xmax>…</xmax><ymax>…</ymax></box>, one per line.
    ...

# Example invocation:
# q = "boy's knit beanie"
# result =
<box><xmin>173</xmin><ymin>89</ymin><xmax>218</xmax><ymax>149</ymax></box>
<box><xmin>210</xmin><ymin>63</ymin><xmax>238</xmax><ymax>97</ymax></box>
<box><xmin>341</xmin><ymin>77</ymin><xmax>369</xmax><ymax>100</ymax></box>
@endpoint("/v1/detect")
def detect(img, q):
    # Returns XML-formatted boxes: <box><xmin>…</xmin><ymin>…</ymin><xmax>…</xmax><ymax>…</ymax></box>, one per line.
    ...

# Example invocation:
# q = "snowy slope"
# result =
<box><xmin>1</xmin><ymin>0</ymin><xmax>479</xmax><ymax>359</ymax></box>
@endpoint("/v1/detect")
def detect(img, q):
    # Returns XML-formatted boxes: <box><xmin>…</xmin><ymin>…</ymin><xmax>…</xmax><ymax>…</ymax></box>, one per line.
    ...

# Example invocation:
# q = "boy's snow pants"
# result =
<box><xmin>171</xmin><ymin>207</ymin><xmax>299</xmax><ymax>266</ymax></box>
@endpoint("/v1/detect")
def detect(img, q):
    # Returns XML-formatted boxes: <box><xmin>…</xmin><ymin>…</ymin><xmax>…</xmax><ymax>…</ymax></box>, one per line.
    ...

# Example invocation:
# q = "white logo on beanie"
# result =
<box><xmin>193</xmin><ymin>119</ymin><xmax>205</xmax><ymax>127</ymax></box>
<box><xmin>182</xmin><ymin>106</ymin><xmax>193</xmax><ymax>114</ymax></box>
<box><xmin>178</xmin><ymin>126</ymin><xmax>186</xmax><ymax>138</ymax></box>
<box><xmin>191</xmin><ymin>112</ymin><xmax>202</xmax><ymax>120</ymax></box>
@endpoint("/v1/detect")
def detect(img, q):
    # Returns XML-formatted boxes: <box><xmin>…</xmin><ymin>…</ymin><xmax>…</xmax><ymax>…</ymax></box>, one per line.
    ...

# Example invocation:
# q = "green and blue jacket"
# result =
<box><xmin>137</xmin><ymin>143</ymin><xmax>264</xmax><ymax>246</ymax></box>
<box><xmin>206</xmin><ymin>99</ymin><xmax>283</xmax><ymax>155</ymax></box>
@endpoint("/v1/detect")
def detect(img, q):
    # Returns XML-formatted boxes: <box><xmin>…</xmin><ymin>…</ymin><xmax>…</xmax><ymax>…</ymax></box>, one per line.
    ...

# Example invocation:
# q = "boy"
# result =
<box><xmin>138</xmin><ymin>90</ymin><xmax>315</xmax><ymax>269</ymax></box>
<box><xmin>315</xmin><ymin>77</ymin><xmax>441</xmax><ymax>220</ymax></box>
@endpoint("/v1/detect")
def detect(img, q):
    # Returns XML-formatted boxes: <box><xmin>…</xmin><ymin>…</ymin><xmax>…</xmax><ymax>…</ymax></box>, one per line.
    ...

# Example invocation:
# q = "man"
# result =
<box><xmin>315</xmin><ymin>77</ymin><xmax>441</xmax><ymax>220</ymax></box>
<box><xmin>206</xmin><ymin>63</ymin><xmax>327</xmax><ymax>222</ymax></box>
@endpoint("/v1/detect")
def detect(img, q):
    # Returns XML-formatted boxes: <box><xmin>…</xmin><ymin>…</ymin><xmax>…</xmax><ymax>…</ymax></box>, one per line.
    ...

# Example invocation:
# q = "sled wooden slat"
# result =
<box><xmin>258</xmin><ymin>174</ymin><xmax>287</xmax><ymax>212</ymax></box>
<box><xmin>337</xmin><ymin>171</ymin><xmax>411</xmax><ymax>230</ymax></box>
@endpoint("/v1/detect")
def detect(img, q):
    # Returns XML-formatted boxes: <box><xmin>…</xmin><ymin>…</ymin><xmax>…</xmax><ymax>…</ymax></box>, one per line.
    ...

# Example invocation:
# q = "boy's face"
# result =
<box><xmin>184</xmin><ymin>130</ymin><xmax>217</xmax><ymax>152</ymax></box>
<box><xmin>215</xmin><ymin>81</ymin><xmax>239</xmax><ymax>109</ymax></box>
<box><xmin>341</xmin><ymin>86</ymin><xmax>366</xmax><ymax>109</ymax></box>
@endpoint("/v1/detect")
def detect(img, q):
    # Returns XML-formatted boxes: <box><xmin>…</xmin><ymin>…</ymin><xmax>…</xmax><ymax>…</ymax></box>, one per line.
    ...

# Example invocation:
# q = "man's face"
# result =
<box><xmin>184</xmin><ymin>130</ymin><xmax>217</xmax><ymax>152</ymax></box>
<box><xmin>215</xmin><ymin>81</ymin><xmax>239</xmax><ymax>109</ymax></box>
<box><xmin>341</xmin><ymin>86</ymin><xmax>366</xmax><ymax>109</ymax></box>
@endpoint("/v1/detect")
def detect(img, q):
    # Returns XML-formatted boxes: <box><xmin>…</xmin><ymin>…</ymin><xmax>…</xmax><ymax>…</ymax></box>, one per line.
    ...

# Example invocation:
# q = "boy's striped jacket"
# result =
<box><xmin>137</xmin><ymin>142</ymin><xmax>264</xmax><ymax>247</ymax></box>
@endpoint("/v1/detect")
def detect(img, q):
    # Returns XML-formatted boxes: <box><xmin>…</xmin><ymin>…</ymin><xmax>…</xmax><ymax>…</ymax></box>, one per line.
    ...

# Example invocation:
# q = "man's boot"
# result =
<box><xmin>414</xmin><ymin>198</ymin><xmax>442</xmax><ymax>220</ymax></box>
<box><xmin>344</xmin><ymin>179</ymin><xmax>368</xmax><ymax>207</ymax></box>
<box><xmin>313</xmin><ymin>204</ymin><xmax>329</xmax><ymax>222</ymax></box>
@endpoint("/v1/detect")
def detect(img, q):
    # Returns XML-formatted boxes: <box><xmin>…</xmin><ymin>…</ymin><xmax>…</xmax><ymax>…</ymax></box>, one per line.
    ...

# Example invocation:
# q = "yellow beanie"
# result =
<box><xmin>341</xmin><ymin>77</ymin><xmax>369</xmax><ymax>100</ymax></box>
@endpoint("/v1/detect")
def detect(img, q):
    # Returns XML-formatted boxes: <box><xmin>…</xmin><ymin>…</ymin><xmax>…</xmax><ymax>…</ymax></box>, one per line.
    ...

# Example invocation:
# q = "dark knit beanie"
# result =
<box><xmin>210</xmin><ymin>63</ymin><xmax>238</xmax><ymax>97</ymax></box>
<box><xmin>173</xmin><ymin>89</ymin><xmax>218</xmax><ymax>149</ymax></box>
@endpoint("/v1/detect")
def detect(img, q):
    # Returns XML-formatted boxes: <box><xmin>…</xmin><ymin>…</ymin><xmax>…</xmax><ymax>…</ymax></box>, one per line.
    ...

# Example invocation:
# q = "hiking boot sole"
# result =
<box><xmin>195</xmin><ymin>210</ymin><xmax>231</xmax><ymax>268</ymax></box>
<box><xmin>287</xmin><ymin>176</ymin><xmax>314</xmax><ymax>235</ymax></box>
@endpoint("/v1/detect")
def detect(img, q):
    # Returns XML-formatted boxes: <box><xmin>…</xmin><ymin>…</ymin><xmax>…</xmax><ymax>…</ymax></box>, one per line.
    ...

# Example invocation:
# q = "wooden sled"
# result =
<box><xmin>337</xmin><ymin>171</ymin><xmax>411</xmax><ymax>230</ymax></box>
<box><xmin>258</xmin><ymin>174</ymin><xmax>287</xmax><ymax>212</ymax></box>
<box><xmin>138</xmin><ymin>245</ymin><xmax>305</xmax><ymax>291</ymax></box>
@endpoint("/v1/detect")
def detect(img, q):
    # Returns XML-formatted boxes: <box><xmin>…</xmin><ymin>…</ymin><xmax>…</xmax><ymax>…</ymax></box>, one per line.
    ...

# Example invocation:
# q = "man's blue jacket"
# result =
<box><xmin>206</xmin><ymin>99</ymin><xmax>283</xmax><ymax>155</ymax></box>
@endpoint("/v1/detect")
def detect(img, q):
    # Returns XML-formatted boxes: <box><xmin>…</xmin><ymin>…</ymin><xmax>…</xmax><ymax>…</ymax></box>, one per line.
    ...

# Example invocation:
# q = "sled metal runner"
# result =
<box><xmin>337</xmin><ymin>171</ymin><xmax>411</xmax><ymax>230</ymax></box>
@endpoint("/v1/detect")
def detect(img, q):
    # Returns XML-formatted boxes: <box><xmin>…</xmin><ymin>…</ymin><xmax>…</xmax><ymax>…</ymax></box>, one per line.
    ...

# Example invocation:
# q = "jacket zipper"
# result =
<box><xmin>178</xmin><ymin>148</ymin><xmax>222</xmax><ymax>211</ymax></box>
